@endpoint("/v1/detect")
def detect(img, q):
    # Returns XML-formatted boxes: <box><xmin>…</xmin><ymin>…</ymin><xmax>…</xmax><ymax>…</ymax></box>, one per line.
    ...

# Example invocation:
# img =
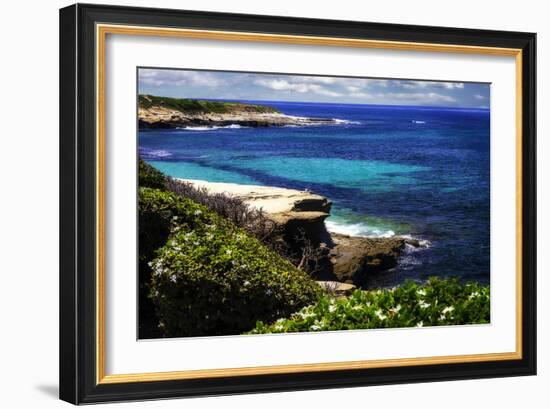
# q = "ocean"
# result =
<box><xmin>139</xmin><ymin>100</ymin><xmax>490</xmax><ymax>287</ymax></box>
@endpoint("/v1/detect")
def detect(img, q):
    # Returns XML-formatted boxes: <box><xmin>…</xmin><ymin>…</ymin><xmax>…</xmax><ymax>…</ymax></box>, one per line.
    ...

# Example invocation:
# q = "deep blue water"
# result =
<box><xmin>140</xmin><ymin>101</ymin><xmax>490</xmax><ymax>287</ymax></box>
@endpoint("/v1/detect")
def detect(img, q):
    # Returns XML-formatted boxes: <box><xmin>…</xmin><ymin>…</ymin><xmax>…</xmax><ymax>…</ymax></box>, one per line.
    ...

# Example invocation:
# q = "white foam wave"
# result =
<box><xmin>333</xmin><ymin>118</ymin><xmax>361</xmax><ymax>125</ymax></box>
<box><xmin>326</xmin><ymin>221</ymin><xmax>432</xmax><ymax>246</ymax></box>
<box><xmin>400</xmin><ymin>234</ymin><xmax>432</xmax><ymax>249</ymax></box>
<box><xmin>326</xmin><ymin>220</ymin><xmax>395</xmax><ymax>238</ymax></box>
<box><xmin>411</xmin><ymin>120</ymin><xmax>426</xmax><ymax>124</ymax></box>
<box><xmin>280</xmin><ymin>117</ymin><xmax>360</xmax><ymax>126</ymax></box>
<box><xmin>140</xmin><ymin>149</ymin><xmax>172</xmax><ymax>158</ymax></box>
<box><xmin>176</xmin><ymin>124</ymin><xmax>249</xmax><ymax>131</ymax></box>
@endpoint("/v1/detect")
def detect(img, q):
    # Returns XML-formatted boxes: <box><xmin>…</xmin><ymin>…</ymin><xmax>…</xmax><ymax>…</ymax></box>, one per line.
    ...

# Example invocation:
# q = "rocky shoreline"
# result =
<box><xmin>179</xmin><ymin>179</ymin><xmax>424</xmax><ymax>288</ymax></box>
<box><xmin>139</xmin><ymin>95</ymin><xmax>337</xmax><ymax>129</ymax></box>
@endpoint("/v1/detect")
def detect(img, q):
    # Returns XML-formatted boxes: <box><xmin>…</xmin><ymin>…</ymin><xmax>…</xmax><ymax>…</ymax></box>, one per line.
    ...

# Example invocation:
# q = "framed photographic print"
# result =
<box><xmin>59</xmin><ymin>3</ymin><xmax>537</xmax><ymax>404</ymax></box>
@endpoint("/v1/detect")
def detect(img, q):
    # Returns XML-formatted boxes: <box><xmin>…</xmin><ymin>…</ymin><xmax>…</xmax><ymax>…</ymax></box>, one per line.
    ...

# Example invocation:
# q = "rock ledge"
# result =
<box><xmin>179</xmin><ymin>179</ymin><xmax>406</xmax><ymax>286</ymax></box>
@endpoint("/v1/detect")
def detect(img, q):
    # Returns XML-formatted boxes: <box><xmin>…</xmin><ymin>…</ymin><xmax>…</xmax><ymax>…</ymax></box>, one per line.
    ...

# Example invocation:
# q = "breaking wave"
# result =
<box><xmin>176</xmin><ymin>124</ymin><xmax>249</xmax><ymax>131</ymax></box>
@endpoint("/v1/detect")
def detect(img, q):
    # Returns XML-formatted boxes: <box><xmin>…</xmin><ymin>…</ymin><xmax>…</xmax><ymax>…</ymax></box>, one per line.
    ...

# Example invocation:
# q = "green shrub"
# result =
<box><xmin>139</xmin><ymin>187</ymin><xmax>219</xmax><ymax>262</ymax></box>
<box><xmin>138</xmin><ymin>187</ymin><xmax>222</xmax><ymax>338</ymax></box>
<box><xmin>146</xmin><ymin>189</ymin><xmax>322</xmax><ymax>337</ymax></box>
<box><xmin>249</xmin><ymin>278</ymin><xmax>490</xmax><ymax>334</ymax></box>
<box><xmin>139</xmin><ymin>159</ymin><xmax>168</xmax><ymax>190</ymax></box>
<box><xmin>138</xmin><ymin>94</ymin><xmax>279</xmax><ymax>114</ymax></box>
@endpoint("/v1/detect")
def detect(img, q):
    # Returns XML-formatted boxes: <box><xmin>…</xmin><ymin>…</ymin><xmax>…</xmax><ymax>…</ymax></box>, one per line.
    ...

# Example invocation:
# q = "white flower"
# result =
<box><xmin>418</xmin><ymin>301</ymin><xmax>430</xmax><ymax>309</ymax></box>
<box><xmin>442</xmin><ymin>306</ymin><xmax>454</xmax><ymax>314</ymax></box>
<box><xmin>374</xmin><ymin>309</ymin><xmax>386</xmax><ymax>320</ymax></box>
<box><xmin>417</xmin><ymin>289</ymin><xmax>426</xmax><ymax>296</ymax></box>
<box><xmin>194</xmin><ymin>210</ymin><xmax>202</xmax><ymax>216</ymax></box>
<box><xmin>243</xmin><ymin>280</ymin><xmax>250</xmax><ymax>287</ymax></box>
<box><xmin>416</xmin><ymin>321</ymin><xmax>424</xmax><ymax>328</ymax></box>
<box><xmin>225</xmin><ymin>249</ymin><xmax>232</xmax><ymax>255</ymax></box>
<box><xmin>468</xmin><ymin>291</ymin><xmax>480</xmax><ymax>300</ymax></box>
<box><xmin>328</xmin><ymin>305</ymin><xmax>336</xmax><ymax>313</ymax></box>
<box><xmin>310</xmin><ymin>325</ymin><xmax>321</xmax><ymax>331</ymax></box>
<box><xmin>169</xmin><ymin>275</ymin><xmax>177</xmax><ymax>283</ymax></box>
<box><xmin>389</xmin><ymin>304</ymin><xmax>402</xmax><ymax>314</ymax></box>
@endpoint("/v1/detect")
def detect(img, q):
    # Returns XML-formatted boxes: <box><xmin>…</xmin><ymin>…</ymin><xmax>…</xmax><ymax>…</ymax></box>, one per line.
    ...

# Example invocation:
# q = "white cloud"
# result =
<box><xmin>253</xmin><ymin>78</ymin><xmax>342</xmax><ymax>97</ymax></box>
<box><xmin>139</xmin><ymin>69</ymin><xmax>225</xmax><ymax>88</ymax></box>
<box><xmin>378</xmin><ymin>92</ymin><xmax>457</xmax><ymax>103</ymax></box>
<box><xmin>441</xmin><ymin>82</ymin><xmax>464</xmax><ymax>89</ymax></box>
<box><xmin>298</xmin><ymin>76</ymin><xmax>338</xmax><ymax>85</ymax></box>
<box><xmin>350</xmin><ymin>93</ymin><xmax>374</xmax><ymax>99</ymax></box>
<box><xmin>314</xmin><ymin>87</ymin><xmax>343</xmax><ymax>97</ymax></box>
<box><xmin>140</xmin><ymin>69</ymin><xmax>473</xmax><ymax>106</ymax></box>
<box><xmin>390</xmin><ymin>80</ymin><xmax>464</xmax><ymax>90</ymax></box>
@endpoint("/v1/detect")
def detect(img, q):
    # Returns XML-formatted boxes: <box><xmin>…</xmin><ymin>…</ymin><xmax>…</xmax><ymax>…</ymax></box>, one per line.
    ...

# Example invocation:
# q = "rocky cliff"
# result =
<box><xmin>179</xmin><ymin>179</ymin><xmax>408</xmax><ymax>287</ymax></box>
<box><xmin>138</xmin><ymin>95</ymin><xmax>337</xmax><ymax>129</ymax></box>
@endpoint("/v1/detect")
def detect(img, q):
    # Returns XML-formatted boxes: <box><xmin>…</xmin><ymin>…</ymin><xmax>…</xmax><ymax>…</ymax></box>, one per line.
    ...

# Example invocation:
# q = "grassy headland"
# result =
<box><xmin>138</xmin><ymin>95</ymin><xmax>337</xmax><ymax>129</ymax></box>
<box><xmin>138</xmin><ymin>94</ymin><xmax>280</xmax><ymax>114</ymax></box>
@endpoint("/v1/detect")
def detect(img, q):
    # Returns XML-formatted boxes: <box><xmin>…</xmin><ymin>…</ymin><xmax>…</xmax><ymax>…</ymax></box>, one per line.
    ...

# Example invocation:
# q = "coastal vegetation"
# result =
<box><xmin>147</xmin><ymin>189</ymin><xmax>320</xmax><ymax>337</ymax></box>
<box><xmin>138</xmin><ymin>159</ymin><xmax>490</xmax><ymax>338</ymax></box>
<box><xmin>138</xmin><ymin>94</ymin><xmax>279</xmax><ymax>114</ymax></box>
<box><xmin>165</xmin><ymin>178</ymin><xmax>284</xmax><ymax>255</ymax></box>
<box><xmin>139</xmin><ymin>161</ymin><xmax>320</xmax><ymax>337</ymax></box>
<box><xmin>249</xmin><ymin>278</ymin><xmax>490</xmax><ymax>334</ymax></box>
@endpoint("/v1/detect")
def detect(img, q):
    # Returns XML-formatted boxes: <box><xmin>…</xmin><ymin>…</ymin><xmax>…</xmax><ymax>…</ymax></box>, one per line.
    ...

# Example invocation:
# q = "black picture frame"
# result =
<box><xmin>59</xmin><ymin>3</ymin><xmax>537</xmax><ymax>404</ymax></box>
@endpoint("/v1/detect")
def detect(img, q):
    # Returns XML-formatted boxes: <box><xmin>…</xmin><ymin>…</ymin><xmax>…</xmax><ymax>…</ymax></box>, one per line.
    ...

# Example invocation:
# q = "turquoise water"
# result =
<box><xmin>140</xmin><ymin>101</ymin><xmax>490</xmax><ymax>286</ymax></box>
<box><xmin>150</xmin><ymin>160</ymin><xmax>259</xmax><ymax>185</ymax></box>
<box><xmin>227</xmin><ymin>157</ymin><xmax>427</xmax><ymax>193</ymax></box>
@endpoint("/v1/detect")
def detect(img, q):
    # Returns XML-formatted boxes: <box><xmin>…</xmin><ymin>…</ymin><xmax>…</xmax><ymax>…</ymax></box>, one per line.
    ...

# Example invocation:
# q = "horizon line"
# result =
<box><xmin>138</xmin><ymin>94</ymin><xmax>490</xmax><ymax>111</ymax></box>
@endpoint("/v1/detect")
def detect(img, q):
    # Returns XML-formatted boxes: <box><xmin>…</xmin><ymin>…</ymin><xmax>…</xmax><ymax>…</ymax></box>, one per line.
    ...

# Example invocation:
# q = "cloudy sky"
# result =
<box><xmin>138</xmin><ymin>68</ymin><xmax>490</xmax><ymax>109</ymax></box>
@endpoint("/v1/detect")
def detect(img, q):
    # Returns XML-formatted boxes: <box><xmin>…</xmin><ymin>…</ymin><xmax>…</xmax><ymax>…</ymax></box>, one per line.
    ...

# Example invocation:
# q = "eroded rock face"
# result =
<box><xmin>328</xmin><ymin>234</ymin><xmax>405</xmax><ymax>285</ymax></box>
<box><xmin>179</xmin><ymin>180</ymin><xmax>333</xmax><ymax>246</ymax></box>
<box><xmin>138</xmin><ymin>104</ymin><xmax>336</xmax><ymax>128</ymax></box>
<box><xmin>177</xmin><ymin>180</ymin><xmax>406</xmax><ymax>286</ymax></box>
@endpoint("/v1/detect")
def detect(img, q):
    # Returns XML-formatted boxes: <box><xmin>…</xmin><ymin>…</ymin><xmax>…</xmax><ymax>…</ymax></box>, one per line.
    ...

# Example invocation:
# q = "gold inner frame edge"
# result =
<box><xmin>95</xmin><ymin>23</ymin><xmax>523</xmax><ymax>385</ymax></box>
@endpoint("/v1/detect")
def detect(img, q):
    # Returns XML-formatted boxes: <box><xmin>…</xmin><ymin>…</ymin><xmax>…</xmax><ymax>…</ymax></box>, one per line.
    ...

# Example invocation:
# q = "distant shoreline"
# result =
<box><xmin>138</xmin><ymin>94</ymin><xmax>339</xmax><ymax>129</ymax></box>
